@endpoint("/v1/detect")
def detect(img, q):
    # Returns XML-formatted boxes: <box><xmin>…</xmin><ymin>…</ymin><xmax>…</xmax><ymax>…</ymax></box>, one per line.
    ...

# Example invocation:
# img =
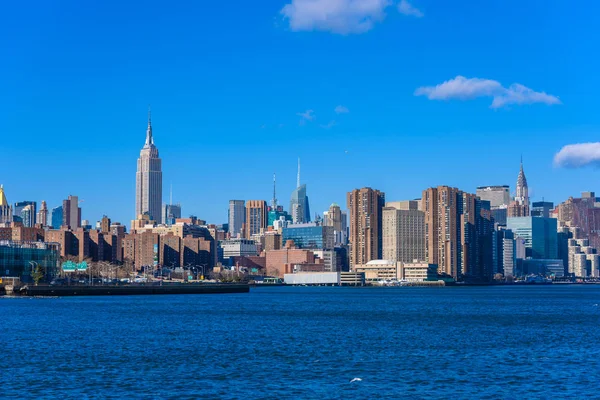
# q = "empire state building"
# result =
<box><xmin>135</xmin><ymin>111</ymin><xmax>163</xmax><ymax>223</ymax></box>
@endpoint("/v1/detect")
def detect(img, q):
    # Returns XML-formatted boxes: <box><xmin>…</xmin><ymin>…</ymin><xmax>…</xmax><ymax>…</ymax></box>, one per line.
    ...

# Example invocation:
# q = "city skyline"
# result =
<box><xmin>2</xmin><ymin>1</ymin><xmax>599</xmax><ymax>225</ymax></box>
<box><xmin>0</xmin><ymin>137</ymin><xmax>590</xmax><ymax>227</ymax></box>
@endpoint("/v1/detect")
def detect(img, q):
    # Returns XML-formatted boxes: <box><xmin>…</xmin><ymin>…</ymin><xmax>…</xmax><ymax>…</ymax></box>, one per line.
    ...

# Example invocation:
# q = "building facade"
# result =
<box><xmin>62</xmin><ymin>195</ymin><xmax>81</xmax><ymax>229</ymax></box>
<box><xmin>347</xmin><ymin>187</ymin><xmax>385</xmax><ymax>268</ymax></box>
<box><xmin>382</xmin><ymin>201</ymin><xmax>425</xmax><ymax>264</ymax></box>
<box><xmin>50</xmin><ymin>206</ymin><xmax>63</xmax><ymax>229</ymax></box>
<box><xmin>282</xmin><ymin>224</ymin><xmax>334</xmax><ymax>250</ymax></box>
<box><xmin>323</xmin><ymin>203</ymin><xmax>348</xmax><ymax>245</ymax></box>
<box><xmin>135</xmin><ymin>111</ymin><xmax>163</xmax><ymax>223</ymax></box>
<box><xmin>423</xmin><ymin>186</ymin><xmax>494</xmax><ymax>281</ymax></box>
<box><xmin>531</xmin><ymin>201</ymin><xmax>554</xmax><ymax>218</ymax></box>
<box><xmin>476</xmin><ymin>186</ymin><xmax>511</xmax><ymax>209</ymax></box>
<box><xmin>245</xmin><ymin>200</ymin><xmax>267</xmax><ymax>239</ymax></box>
<box><xmin>506</xmin><ymin>217</ymin><xmax>558</xmax><ymax>260</ymax></box>
<box><xmin>228</xmin><ymin>200</ymin><xmax>245</xmax><ymax>238</ymax></box>
<box><xmin>162</xmin><ymin>203</ymin><xmax>182</xmax><ymax>226</ymax></box>
<box><xmin>37</xmin><ymin>201</ymin><xmax>49</xmax><ymax>227</ymax></box>
<box><xmin>14</xmin><ymin>201</ymin><xmax>37</xmax><ymax>227</ymax></box>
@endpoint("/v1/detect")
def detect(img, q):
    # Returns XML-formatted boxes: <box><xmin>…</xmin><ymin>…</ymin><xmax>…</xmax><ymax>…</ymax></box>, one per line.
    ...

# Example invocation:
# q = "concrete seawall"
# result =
<box><xmin>18</xmin><ymin>283</ymin><xmax>249</xmax><ymax>297</ymax></box>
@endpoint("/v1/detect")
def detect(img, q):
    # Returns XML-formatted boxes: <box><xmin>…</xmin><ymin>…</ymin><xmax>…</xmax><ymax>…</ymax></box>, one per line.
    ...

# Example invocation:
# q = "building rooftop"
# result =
<box><xmin>365</xmin><ymin>259</ymin><xmax>395</xmax><ymax>265</ymax></box>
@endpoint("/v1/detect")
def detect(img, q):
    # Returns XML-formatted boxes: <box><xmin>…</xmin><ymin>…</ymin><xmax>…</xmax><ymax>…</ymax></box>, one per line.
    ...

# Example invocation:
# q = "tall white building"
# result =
<box><xmin>135</xmin><ymin>110</ymin><xmax>163</xmax><ymax>223</ymax></box>
<box><xmin>382</xmin><ymin>201</ymin><xmax>426</xmax><ymax>264</ymax></box>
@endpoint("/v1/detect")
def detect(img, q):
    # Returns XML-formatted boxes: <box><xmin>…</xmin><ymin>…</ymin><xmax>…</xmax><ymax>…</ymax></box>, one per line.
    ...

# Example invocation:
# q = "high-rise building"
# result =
<box><xmin>100</xmin><ymin>215</ymin><xmax>111</xmax><ymax>233</ymax></box>
<box><xmin>228</xmin><ymin>200</ymin><xmax>245</xmax><ymax>238</ymax></box>
<box><xmin>423</xmin><ymin>186</ymin><xmax>494</xmax><ymax>280</ymax></box>
<box><xmin>382</xmin><ymin>201</ymin><xmax>425</xmax><ymax>264</ymax></box>
<box><xmin>37</xmin><ymin>200</ymin><xmax>49</xmax><ymax>226</ymax></box>
<box><xmin>62</xmin><ymin>195</ymin><xmax>81</xmax><ymax>228</ymax></box>
<box><xmin>493</xmin><ymin>227</ymin><xmax>516</xmax><ymax>277</ymax></box>
<box><xmin>21</xmin><ymin>205</ymin><xmax>35</xmax><ymax>228</ymax></box>
<box><xmin>290</xmin><ymin>159</ymin><xmax>311</xmax><ymax>224</ymax></box>
<box><xmin>531</xmin><ymin>201</ymin><xmax>554</xmax><ymax>218</ymax></box>
<box><xmin>14</xmin><ymin>201</ymin><xmax>37</xmax><ymax>227</ymax></box>
<box><xmin>506</xmin><ymin>217</ymin><xmax>558</xmax><ymax>260</ymax></box>
<box><xmin>347</xmin><ymin>187</ymin><xmax>385</xmax><ymax>268</ymax></box>
<box><xmin>508</xmin><ymin>159</ymin><xmax>530</xmax><ymax>218</ymax></box>
<box><xmin>0</xmin><ymin>185</ymin><xmax>12</xmax><ymax>226</ymax></box>
<box><xmin>476</xmin><ymin>186</ymin><xmax>511</xmax><ymax>209</ymax></box>
<box><xmin>323</xmin><ymin>203</ymin><xmax>343</xmax><ymax>231</ymax></box>
<box><xmin>282</xmin><ymin>223</ymin><xmax>334</xmax><ymax>250</ymax></box>
<box><xmin>476</xmin><ymin>185</ymin><xmax>510</xmax><ymax>225</ymax></box>
<box><xmin>135</xmin><ymin>110</ymin><xmax>163</xmax><ymax>223</ymax></box>
<box><xmin>557</xmin><ymin>192</ymin><xmax>600</xmax><ymax>250</ymax></box>
<box><xmin>50</xmin><ymin>206</ymin><xmax>63</xmax><ymax>229</ymax></box>
<box><xmin>323</xmin><ymin>203</ymin><xmax>348</xmax><ymax>246</ymax></box>
<box><xmin>162</xmin><ymin>203</ymin><xmax>182</xmax><ymax>226</ymax></box>
<box><xmin>245</xmin><ymin>200</ymin><xmax>267</xmax><ymax>239</ymax></box>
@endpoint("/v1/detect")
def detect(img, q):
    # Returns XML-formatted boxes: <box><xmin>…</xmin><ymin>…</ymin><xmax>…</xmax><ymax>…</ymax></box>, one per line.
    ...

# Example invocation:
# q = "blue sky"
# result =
<box><xmin>2</xmin><ymin>0</ymin><xmax>599</xmax><ymax>225</ymax></box>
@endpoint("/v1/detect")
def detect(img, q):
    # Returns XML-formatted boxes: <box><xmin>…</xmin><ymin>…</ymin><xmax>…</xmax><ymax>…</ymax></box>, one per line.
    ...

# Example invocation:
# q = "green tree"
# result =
<box><xmin>32</xmin><ymin>265</ymin><xmax>45</xmax><ymax>285</ymax></box>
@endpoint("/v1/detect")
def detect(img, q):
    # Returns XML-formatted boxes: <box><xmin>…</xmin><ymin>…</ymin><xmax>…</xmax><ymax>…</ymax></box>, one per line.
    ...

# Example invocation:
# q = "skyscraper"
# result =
<box><xmin>476</xmin><ymin>186</ymin><xmax>510</xmax><ymax>225</ymax></box>
<box><xmin>382</xmin><ymin>201</ymin><xmax>425</xmax><ymax>264</ymax></box>
<box><xmin>506</xmin><ymin>216</ymin><xmax>558</xmax><ymax>260</ymax></box>
<box><xmin>50</xmin><ymin>206</ymin><xmax>63</xmax><ymax>229</ymax></box>
<box><xmin>508</xmin><ymin>159</ymin><xmax>530</xmax><ymax>218</ymax></box>
<box><xmin>245</xmin><ymin>200</ymin><xmax>267</xmax><ymax>238</ymax></box>
<box><xmin>100</xmin><ymin>215</ymin><xmax>111</xmax><ymax>233</ymax></box>
<box><xmin>228</xmin><ymin>200</ymin><xmax>245</xmax><ymax>238</ymax></box>
<box><xmin>162</xmin><ymin>204</ymin><xmax>182</xmax><ymax>226</ymax></box>
<box><xmin>531</xmin><ymin>201</ymin><xmax>554</xmax><ymax>218</ymax></box>
<box><xmin>423</xmin><ymin>186</ymin><xmax>494</xmax><ymax>280</ymax></box>
<box><xmin>135</xmin><ymin>110</ymin><xmax>163</xmax><ymax>223</ymax></box>
<box><xmin>62</xmin><ymin>195</ymin><xmax>81</xmax><ymax>228</ymax></box>
<box><xmin>323</xmin><ymin>203</ymin><xmax>343</xmax><ymax>232</ymax></box>
<box><xmin>290</xmin><ymin>158</ymin><xmax>311</xmax><ymax>224</ymax></box>
<box><xmin>0</xmin><ymin>185</ymin><xmax>12</xmax><ymax>225</ymax></box>
<box><xmin>21</xmin><ymin>205</ymin><xmax>35</xmax><ymax>228</ymax></box>
<box><xmin>347</xmin><ymin>187</ymin><xmax>385</xmax><ymax>268</ymax></box>
<box><xmin>37</xmin><ymin>200</ymin><xmax>48</xmax><ymax>226</ymax></box>
<box><xmin>476</xmin><ymin>186</ymin><xmax>511</xmax><ymax>208</ymax></box>
<box><xmin>14</xmin><ymin>201</ymin><xmax>37</xmax><ymax>227</ymax></box>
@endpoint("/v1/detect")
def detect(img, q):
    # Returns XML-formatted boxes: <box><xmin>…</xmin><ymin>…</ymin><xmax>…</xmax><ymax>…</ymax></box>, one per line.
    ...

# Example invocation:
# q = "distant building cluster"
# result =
<box><xmin>2</xmin><ymin>111</ymin><xmax>600</xmax><ymax>284</ymax></box>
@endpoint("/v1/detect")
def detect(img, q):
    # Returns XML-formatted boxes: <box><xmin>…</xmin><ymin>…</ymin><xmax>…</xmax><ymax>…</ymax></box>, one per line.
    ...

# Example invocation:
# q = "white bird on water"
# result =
<box><xmin>350</xmin><ymin>378</ymin><xmax>362</xmax><ymax>383</ymax></box>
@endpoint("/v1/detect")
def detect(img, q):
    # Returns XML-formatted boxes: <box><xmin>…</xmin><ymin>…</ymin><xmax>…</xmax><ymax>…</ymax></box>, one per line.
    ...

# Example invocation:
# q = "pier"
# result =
<box><xmin>13</xmin><ymin>283</ymin><xmax>249</xmax><ymax>297</ymax></box>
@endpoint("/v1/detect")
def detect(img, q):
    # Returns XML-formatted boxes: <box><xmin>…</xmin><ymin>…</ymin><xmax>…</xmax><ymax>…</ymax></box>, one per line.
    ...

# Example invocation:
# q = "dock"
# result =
<box><xmin>12</xmin><ymin>283</ymin><xmax>250</xmax><ymax>297</ymax></box>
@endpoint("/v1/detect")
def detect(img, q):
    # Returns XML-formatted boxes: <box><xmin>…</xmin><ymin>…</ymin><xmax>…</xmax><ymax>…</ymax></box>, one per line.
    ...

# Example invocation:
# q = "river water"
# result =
<box><xmin>3</xmin><ymin>285</ymin><xmax>600</xmax><ymax>399</ymax></box>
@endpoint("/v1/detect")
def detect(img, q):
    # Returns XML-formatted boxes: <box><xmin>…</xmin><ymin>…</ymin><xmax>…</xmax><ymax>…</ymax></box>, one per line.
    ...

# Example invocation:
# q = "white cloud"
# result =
<box><xmin>414</xmin><ymin>75</ymin><xmax>561</xmax><ymax>108</ymax></box>
<box><xmin>297</xmin><ymin>109</ymin><xmax>315</xmax><ymax>121</ymax></box>
<box><xmin>280</xmin><ymin>0</ymin><xmax>392</xmax><ymax>34</ymax></box>
<box><xmin>492</xmin><ymin>83</ymin><xmax>562</xmax><ymax>108</ymax></box>
<box><xmin>335</xmin><ymin>105</ymin><xmax>350</xmax><ymax>114</ymax></box>
<box><xmin>320</xmin><ymin>120</ymin><xmax>337</xmax><ymax>129</ymax></box>
<box><xmin>554</xmin><ymin>143</ymin><xmax>600</xmax><ymax>168</ymax></box>
<box><xmin>398</xmin><ymin>0</ymin><xmax>423</xmax><ymax>17</ymax></box>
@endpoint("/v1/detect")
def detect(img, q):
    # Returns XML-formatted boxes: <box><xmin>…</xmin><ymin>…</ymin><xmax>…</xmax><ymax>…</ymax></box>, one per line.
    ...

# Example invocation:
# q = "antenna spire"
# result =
<box><xmin>170</xmin><ymin>183</ymin><xmax>173</xmax><ymax>205</ymax></box>
<box><xmin>272</xmin><ymin>173</ymin><xmax>278</xmax><ymax>210</ymax></box>
<box><xmin>297</xmin><ymin>157</ymin><xmax>301</xmax><ymax>188</ymax></box>
<box><xmin>145</xmin><ymin>105</ymin><xmax>153</xmax><ymax>146</ymax></box>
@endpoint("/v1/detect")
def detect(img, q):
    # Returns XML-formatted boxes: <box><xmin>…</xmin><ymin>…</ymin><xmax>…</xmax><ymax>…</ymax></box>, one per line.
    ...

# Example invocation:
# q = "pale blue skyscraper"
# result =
<box><xmin>290</xmin><ymin>158</ymin><xmax>311</xmax><ymax>224</ymax></box>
